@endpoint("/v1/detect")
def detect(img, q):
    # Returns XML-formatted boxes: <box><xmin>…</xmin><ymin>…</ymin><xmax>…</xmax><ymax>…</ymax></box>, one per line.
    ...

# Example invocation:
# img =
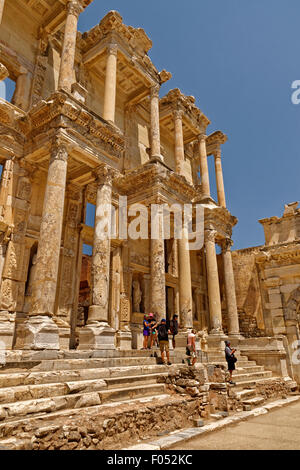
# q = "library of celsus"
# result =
<box><xmin>0</xmin><ymin>0</ymin><xmax>299</xmax><ymax>450</ymax></box>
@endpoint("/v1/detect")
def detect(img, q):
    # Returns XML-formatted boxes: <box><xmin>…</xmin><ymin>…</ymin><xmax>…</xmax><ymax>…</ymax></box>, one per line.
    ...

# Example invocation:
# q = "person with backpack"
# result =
<box><xmin>157</xmin><ymin>319</ymin><xmax>172</xmax><ymax>365</ymax></box>
<box><xmin>225</xmin><ymin>340</ymin><xmax>237</xmax><ymax>385</ymax></box>
<box><xmin>169</xmin><ymin>314</ymin><xmax>179</xmax><ymax>349</ymax></box>
<box><xmin>149</xmin><ymin>313</ymin><xmax>159</xmax><ymax>349</ymax></box>
<box><xmin>186</xmin><ymin>329</ymin><xmax>197</xmax><ymax>366</ymax></box>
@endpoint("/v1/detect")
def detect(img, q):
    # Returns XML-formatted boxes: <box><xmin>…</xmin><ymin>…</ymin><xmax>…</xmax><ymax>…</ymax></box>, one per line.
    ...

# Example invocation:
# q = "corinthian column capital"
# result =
<box><xmin>66</xmin><ymin>0</ymin><xmax>83</xmax><ymax>18</ymax></box>
<box><xmin>220</xmin><ymin>237</ymin><xmax>234</xmax><ymax>253</ymax></box>
<box><xmin>214</xmin><ymin>147</ymin><xmax>222</xmax><ymax>159</ymax></box>
<box><xmin>107</xmin><ymin>43</ymin><xmax>118</xmax><ymax>56</ymax></box>
<box><xmin>93</xmin><ymin>164</ymin><xmax>116</xmax><ymax>185</ymax></box>
<box><xmin>150</xmin><ymin>83</ymin><xmax>160</xmax><ymax>98</ymax></box>
<box><xmin>205</xmin><ymin>229</ymin><xmax>217</xmax><ymax>244</ymax></box>
<box><xmin>173</xmin><ymin>109</ymin><xmax>183</xmax><ymax>120</ymax></box>
<box><xmin>198</xmin><ymin>134</ymin><xmax>207</xmax><ymax>143</ymax></box>
<box><xmin>51</xmin><ymin>137</ymin><xmax>68</xmax><ymax>162</ymax></box>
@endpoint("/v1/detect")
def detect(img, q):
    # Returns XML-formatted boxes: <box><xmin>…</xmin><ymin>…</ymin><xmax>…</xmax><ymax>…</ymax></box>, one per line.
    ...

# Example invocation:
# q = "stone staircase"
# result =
<box><xmin>0</xmin><ymin>349</ymin><xmax>188</xmax><ymax>435</ymax></box>
<box><xmin>207</xmin><ymin>350</ymin><xmax>297</xmax><ymax>410</ymax></box>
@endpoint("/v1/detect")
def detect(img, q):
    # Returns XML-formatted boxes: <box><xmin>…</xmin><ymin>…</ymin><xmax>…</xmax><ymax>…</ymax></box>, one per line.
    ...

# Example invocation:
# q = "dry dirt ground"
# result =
<box><xmin>170</xmin><ymin>400</ymin><xmax>300</xmax><ymax>450</ymax></box>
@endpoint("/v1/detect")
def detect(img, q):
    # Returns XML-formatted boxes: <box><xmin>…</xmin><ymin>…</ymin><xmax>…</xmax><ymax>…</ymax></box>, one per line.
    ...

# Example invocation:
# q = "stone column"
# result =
<box><xmin>205</xmin><ymin>229</ymin><xmax>223</xmax><ymax>335</ymax></box>
<box><xmin>198</xmin><ymin>135</ymin><xmax>210</xmax><ymax>197</ymax></box>
<box><xmin>79</xmin><ymin>165</ymin><xmax>115</xmax><ymax>350</ymax></box>
<box><xmin>23</xmin><ymin>137</ymin><xmax>69</xmax><ymax>350</ymax></box>
<box><xmin>173</xmin><ymin>110</ymin><xmax>185</xmax><ymax>175</ymax></box>
<box><xmin>116</xmin><ymin>242</ymin><xmax>132</xmax><ymax>350</ymax></box>
<box><xmin>12</xmin><ymin>71</ymin><xmax>32</xmax><ymax>111</ymax></box>
<box><xmin>150</xmin><ymin>205</ymin><xmax>166</xmax><ymax>321</ymax></box>
<box><xmin>178</xmin><ymin>225</ymin><xmax>193</xmax><ymax>329</ymax></box>
<box><xmin>103</xmin><ymin>44</ymin><xmax>118</xmax><ymax>123</ymax></box>
<box><xmin>58</xmin><ymin>0</ymin><xmax>82</xmax><ymax>93</ymax></box>
<box><xmin>150</xmin><ymin>84</ymin><xmax>162</xmax><ymax>161</ymax></box>
<box><xmin>0</xmin><ymin>0</ymin><xmax>5</xmax><ymax>24</ymax></box>
<box><xmin>221</xmin><ymin>238</ymin><xmax>240</xmax><ymax>337</ymax></box>
<box><xmin>214</xmin><ymin>148</ymin><xmax>226</xmax><ymax>208</ymax></box>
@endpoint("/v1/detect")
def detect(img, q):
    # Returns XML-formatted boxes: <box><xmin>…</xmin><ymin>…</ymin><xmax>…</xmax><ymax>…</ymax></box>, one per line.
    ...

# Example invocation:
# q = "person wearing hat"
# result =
<box><xmin>168</xmin><ymin>314</ymin><xmax>179</xmax><ymax>349</ymax></box>
<box><xmin>157</xmin><ymin>318</ymin><xmax>172</xmax><ymax>365</ymax></box>
<box><xmin>225</xmin><ymin>340</ymin><xmax>237</xmax><ymax>385</ymax></box>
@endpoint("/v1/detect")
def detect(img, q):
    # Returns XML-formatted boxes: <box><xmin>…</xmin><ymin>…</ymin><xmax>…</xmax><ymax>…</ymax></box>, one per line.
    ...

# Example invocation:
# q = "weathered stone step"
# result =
<box><xmin>99</xmin><ymin>383</ymin><xmax>166</xmax><ymax>403</ymax></box>
<box><xmin>0</xmin><ymin>384</ymin><xmax>166</xmax><ymax>423</ymax></box>
<box><xmin>233</xmin><ymin>371</ymin><xmax>272</xmax><ymax>382</ymax></box>
<box><xmin>242</xmin><ymin>396</ymin><xmax>265</xmax><ymax>407</ymax></box>
<box><xmin>234</xmin><ymin>376</ymin><xmax>279</xmax><ymax>390</ymax></box>
<box><xmin>0</xmin><ymin>364</ymin><xmax>170</xmax><ymax>388</ymax></box>
<box><xmin>210</xmin><ymin>360</ymin><xmax>257</xmax><ymax>367</ymax></box>
<box><xmin>0</xmin><ymin>356</ymin><xmax>175</xmax><ymax>374</ymax></box>
<box><xmin>0</xmin><ymin>372</ymin><xmax>168</xmax><ymax>404</ymax></box>
<box><xmin>231</xmin><ymin>389</ymin><xmax>256</xmax><ymax>400</ymax></box>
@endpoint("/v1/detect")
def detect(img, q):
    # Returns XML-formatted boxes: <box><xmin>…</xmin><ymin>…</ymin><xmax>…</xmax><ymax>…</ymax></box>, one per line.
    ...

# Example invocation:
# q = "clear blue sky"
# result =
<box><xmin>79</xmin><ymin>0</ymin><xmax>300</xmax><ymax>250</ymax></box>
<box><xmin>4</xmin><ymin>0</ymin><xmax>299</xmax><ymax>251</ymax></box>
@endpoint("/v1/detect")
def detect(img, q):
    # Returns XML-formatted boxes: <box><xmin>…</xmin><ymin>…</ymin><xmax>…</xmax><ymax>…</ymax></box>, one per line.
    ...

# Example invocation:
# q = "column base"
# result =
<box><xmin>78</xmin><ymin>322</ymin><xmax>115</xmax><ymax>350</ymax></box>
<box><xmin>21</xmin><ymin>316</ymin><xmax>60</xmax><ymax>351</ymax></box>
<box><xmin>207</xmin><ymin>332</ymin><xmax>228</xmax><ymax>352</ymax></box>
<box><xmin>116</xmin><ymin>329</ymin><xmax>132</xmax><ymax>351</ymax></box>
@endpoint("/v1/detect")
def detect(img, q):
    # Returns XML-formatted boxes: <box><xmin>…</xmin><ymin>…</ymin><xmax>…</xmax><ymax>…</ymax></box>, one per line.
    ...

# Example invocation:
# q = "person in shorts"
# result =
<box><xmin>225</xmin><ymin>340</ymin><xmax>237</xmax><ymax>385</ymax></box>
<box><xmin>142</xmin><ymin>314</ymin><xmax>150</xmax><ymax>350</ymax></box>
<box><xmin>157</xmin><ymin>319</ymin><xmax>171</xmax><ymax>365</ymax></box>
<box><xmin>187</xmin><ymin>329</ymin><xmax>197</xmax><ymax>366</ymax></box>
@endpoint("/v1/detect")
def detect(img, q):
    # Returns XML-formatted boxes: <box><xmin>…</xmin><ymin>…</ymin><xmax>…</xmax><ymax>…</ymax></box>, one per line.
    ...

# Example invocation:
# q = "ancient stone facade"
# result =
<box><xmin>0</xmin><ymin>3</ymin><xmax>240</xmax><ymax>353</ymax></box>
<box><xmin>228</xmin><ymin>203</ymin><xmax>300</xmax><ymax>384</ymax></box>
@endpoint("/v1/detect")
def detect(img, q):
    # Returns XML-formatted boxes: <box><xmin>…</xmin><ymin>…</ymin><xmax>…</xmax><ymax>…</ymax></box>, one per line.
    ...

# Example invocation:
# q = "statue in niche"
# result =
<box><xmin>132</xmin><ymin>279</ymin><xmax>142</xmax><ymax>313</ymax></box>
<box><xmin>25</xmin><ymin>254</ymin><xmax>37</xmax><ymax>297</ymax></box>
<box><xmin>192</xmin><ymin>291</ymin><xmax>197</xmax><ymax>321</ymax></box>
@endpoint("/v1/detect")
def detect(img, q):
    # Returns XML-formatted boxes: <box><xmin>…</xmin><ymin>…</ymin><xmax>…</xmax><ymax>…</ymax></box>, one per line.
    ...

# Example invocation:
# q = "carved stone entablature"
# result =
<box><xmin>204</xmin><ymin>206</ymin><xmax>237</xmax><ymax>239</ymax></box>
<box><xmin>80</xmin><ymin>11</ymin><xmax>165</xmax><ymax>84</ymax></box>
<box><xmin>206</xmin><ymin>130</ymin><xmax>228</xmax><ymax>156</ymax></box>
<box><xmin>160</xmin><ymin>88</ymin><xmax>211</xmax><ymax>132</ymax></box>
<box><xmin>25</xmin><ymin>92</ymin><xmax>125</xmax><ymax>160</ymax></box>
<box><xmin>255</xmin><ymin>244</ymin><xmax>300</xmax><ymax>266</ymax></box>
<box><xmin>0</xmin><ymin>100</ymin><xmax>27</xmax><ymax>140</ymax></box>
<box><xmin>115</xmin><ymin>162</ymin><xmax>196</xmax><ymax>202</ymax></box>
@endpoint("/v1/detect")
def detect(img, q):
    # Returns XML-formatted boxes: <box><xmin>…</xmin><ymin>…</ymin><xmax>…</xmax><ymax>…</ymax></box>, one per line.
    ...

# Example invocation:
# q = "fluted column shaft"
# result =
<box><xmin>205</xmin><ymin>229</ymin><xmax>223</xmax><ymax>334</ymax></box>
<box><xmin>174</xmin><ymin>110</ymin><xmax>185</xmax><ymax>175</ymax></box>
<box><xmin>150</xmin><ymin>205</ymin><xmax>166</xmax><ymax>321</ymax></box>
<box><xmin>30</xmin><ymin>138</ymin><xmax>68</xmax><ymax>317</ymax></box>
<box><xmin>214</xmin><ymin>148</ymin><xmax>226</xmax><ymax>208</ymax></box>
<box><xmin>178</xmin><ymin>227</ymin><xmax>193</xmax><ymax>328</ymax></box>
<box><xmin>221</xmin><ymin>239</ymin><xmax>240</xmax><ymax>336</ymax></box>
<box><xmin>88</xmin><ymin>166</ymin><xmax>114</xmax><ymax>324</ymax></box>
<box><xmin>198</xmin><ymin>135</ymin><xmax>210</xmax><ymax>197</ymax></box>
<box><xmin>0</xmin><ymin>0</ymin><xmax>5</xmax><ymax>23</ymax></box>
<box><xmin>103</xmin><ymin>44</ymin><xmax>118</xmax><ymax>123</ymax></box>
<box><xmin>150</xmin><ymin>84</ymin><xmax>161</xmax><ymax>159</ymax></box>
<box><xmin>58</xmin><ymin>0</ymin><xmax>82</xmax><ymax>92</ymax></box>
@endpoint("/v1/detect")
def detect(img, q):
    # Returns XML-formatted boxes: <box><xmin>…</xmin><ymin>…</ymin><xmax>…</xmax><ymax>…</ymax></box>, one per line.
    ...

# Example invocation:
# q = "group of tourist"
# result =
<box><xmin>142</xmin><ymin>313</ymin><xmax>197</xmax><ymax>367</ymax></box>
